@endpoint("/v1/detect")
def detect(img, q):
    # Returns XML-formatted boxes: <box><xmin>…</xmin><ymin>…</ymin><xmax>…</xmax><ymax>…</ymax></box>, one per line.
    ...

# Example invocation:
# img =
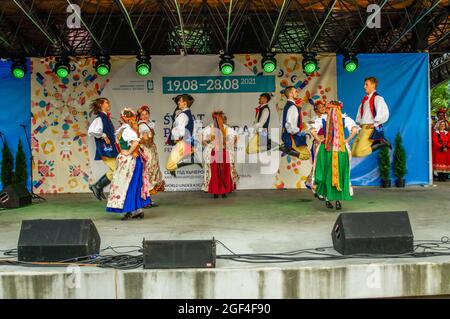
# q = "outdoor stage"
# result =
<box><xmin>1</xmin><ymin>185</ymin><xmax>450</xmax><ymax>299</ymax></box>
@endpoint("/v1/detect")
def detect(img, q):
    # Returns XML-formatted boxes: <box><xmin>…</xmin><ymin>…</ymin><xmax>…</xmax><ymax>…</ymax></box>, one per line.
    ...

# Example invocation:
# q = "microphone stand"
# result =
<box><xmin>20</xmin><ymin>125</ymin><xmax>45</xmax><ymax>201</ymax></box>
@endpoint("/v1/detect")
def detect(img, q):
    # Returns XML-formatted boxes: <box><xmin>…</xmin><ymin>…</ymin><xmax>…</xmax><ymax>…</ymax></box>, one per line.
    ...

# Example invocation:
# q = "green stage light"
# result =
<box><xmin>343</xmin><ymin>54</ymin><xmax>358</xmax><ymax>73</ymax></box>
<box><xmin>11</xmin><ymin>59</ymin><xmax>26</xmax><ymax>79</ymax></box>
<box><xmin>302</xmin><ymin>52</ymin><xmax>318</xmax><ymax>75</ymax></box>
<box><xmin>136</xmin><ymin>54</ymin><xmax>151</xmax><ymax>76</ymax></box>
<box><xmin>54</xmin><ymin>56</ymin><xmax>70</xmax><ymax>78</ymax></box>
<box><xmin>262</xmin><ymin>52</ymin><xmax>276</xmax><ymax>73</ymax></box>
<box><xmin>219</xmin><ymin>53</ymin><xmax>234</xmax><ymax>75</ymax></box>
<box><xmin>95</xmin><ymin>55</ymin><xmax>111</xmax><ymax>76</ymax></box>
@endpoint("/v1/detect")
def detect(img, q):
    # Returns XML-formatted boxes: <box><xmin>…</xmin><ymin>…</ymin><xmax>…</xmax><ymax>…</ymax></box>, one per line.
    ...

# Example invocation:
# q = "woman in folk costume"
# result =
<box><xmin>432</xmin><ymin>120</ymin><xmax>450</xmax><ymax>181</ymax></box>
<box><xmin>88</xmin><ymin>98</ymin><xmax>119</xmax><ymax>201</ymax></box>
<box><xmin>106</xmin><ymin>108</ymin><xmax>151</xmax><ymax>220</ymax></box>
<box><xmin>310</xmin><ymin>101</ymin><xmax>359</xmax><ymax>210</ymax></box>
<box><xmin>137</xmin><ymin>105</ymin><xmax>165</xmax><ymax>205</ymax></box>
<box><xmin>201</xmin><ymin>111</ymin><xmax>239</xmax><ymax>198</ymax></box>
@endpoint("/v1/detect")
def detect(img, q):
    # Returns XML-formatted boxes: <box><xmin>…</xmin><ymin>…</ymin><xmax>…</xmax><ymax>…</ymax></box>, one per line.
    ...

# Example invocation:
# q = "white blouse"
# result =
<box><xmin>115</xmin><ymin>124</ymin><xmax>140</xmax><ymax>146</ymax></box>
<box><xmin>312</xmin><ymin>114</ymin><xmax>358</xmax><ymax>133</ymax></box>
<box><xmin>253</xmin><ymin>104</ymin><xmax>270</xmax><ymax>130</ymax></box>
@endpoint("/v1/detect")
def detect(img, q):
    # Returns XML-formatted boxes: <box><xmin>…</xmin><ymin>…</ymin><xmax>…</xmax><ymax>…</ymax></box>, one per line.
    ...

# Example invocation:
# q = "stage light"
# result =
<box><xmin>343</xmin><ymin>53</ymin><xmax>358</xmax><ymax>73</ymax></box>
<box><xmin>11</xmin><ymin>59</ymin><xmax>26</xmax><ymax>79</ymax></box>
<box><xmin>54</xmin><ymin>56</ymin><xmax>70</xmax><ymax>78</ymax></box>
<box><xmin>262</xmin><ymin>52</ymin><xmax>276</xmax><ymax>73</ymax></box>
<box><xmin>136</xmin><ymin>53</ymin><xmax>151</xmax><ymax>76</ymax></box>
<box><xmin>302</xmin><ymin>52</ymin><xmax>318</xmax><ymax>75</ymax></box>
<box><xmin>219</xmin><ymin>53</ymin><xmax>234</xmax><ymax>76</ymax></box>
<box><xmin>95</xmin><ymin>55</ymin><xmax>111</xmax><ymax>76</ymax></box>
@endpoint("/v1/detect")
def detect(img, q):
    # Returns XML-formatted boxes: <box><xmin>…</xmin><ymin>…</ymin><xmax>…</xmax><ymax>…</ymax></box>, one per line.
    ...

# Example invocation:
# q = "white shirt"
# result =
<box><xmin>355</xmin><ymin>91</ymin><xmax>389</xmax><ymax>126</ymax></box>
<box><xmin>284</xmin><ymin>100</ymin><xmax>301</xmax><ymax>134</ymax></box>
<box><xmin>253</xmin><ymin>104</ymin><xmax>270</xmax><ymax>130</ymax></box>
<box><xmin>312</xmin><ymin>114</ymin><xmax>358</xmax><ymax>133</ymax></box>
<box><xmin>138</xmin><ymin>121</ymin><xmax>155</xmax><ymax>135</ymax></box>
<box><xmin>88</xmin><ymin>113</ymin><xmax>107</xmax><ymax>138</ymax></box>
<box><xmin>171</xmin><ymin>111</ymin><xmax>189</xmax><ymax>140</ymax></box>
<box><xmin>115</xmin><ymin>124</ymin><xmax>140</xmax><ymax>146</ymax></box>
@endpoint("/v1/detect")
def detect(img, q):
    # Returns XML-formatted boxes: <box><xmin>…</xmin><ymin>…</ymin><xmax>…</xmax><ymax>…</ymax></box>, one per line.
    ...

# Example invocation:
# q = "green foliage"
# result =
<box><xmin>393</xmin><ymin>132</ymin><xmax>407</xmax><ymax>179</ymax></box>
<box><xmin>431</xmin><ymin>81</ymin><xmax>449</xmax><ymax>114</ymax></box>
<box><xmin>13</xmin><ymin>139</ymin><xmax>27</xmax><ymax>185</ymax></box>
<box><xmin>1</xmin><ymin>141</ymin><xmax>14</xmax><ymax>188</ymax></box>
<box><xmin>378</xmin><ymin>145</ymin><xmax>390</xmax><ymax>181</ymax></box>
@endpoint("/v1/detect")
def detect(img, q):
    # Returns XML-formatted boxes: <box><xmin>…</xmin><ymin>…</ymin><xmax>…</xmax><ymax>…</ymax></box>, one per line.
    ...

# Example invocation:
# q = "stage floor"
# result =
<box><xmin>1</xmin><ymin>184</ymin><xmax>450</xmax><ymax>298</ymax></box>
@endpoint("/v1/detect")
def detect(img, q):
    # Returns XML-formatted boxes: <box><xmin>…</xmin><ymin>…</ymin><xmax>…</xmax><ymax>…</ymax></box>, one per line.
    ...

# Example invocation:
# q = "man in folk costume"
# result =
<box><xmin>352</xmin><ymin>76</ymin><xmax>390</xmax><ymax>157</ymax></box>
<box><xmin>201</xmin><ymin>111</ymin><xmax>239</xmax><ymax>198</ymax></box>
<box><xmin>246</xmin><ymin>93</ymin><xmax>275</xmax><ymax>154</ymax></box>
<box><xmin>106</xmin><ymin>108</ymin><xmax>151</xmax><ymax>220</ymax></box>
<box><xmin>88</xmin><ymin>98</ymin><xmax>119</xmax><ymax>201</ymax></box>
<box><xmin>432</xmin><ymin>120</ymin><xmax>450</xmax><ymax>181</ymax></box>
<box><xmin>280</xmin><ymin>86</ymin><xmax>310</xmax><ymax>159</ymax></box>
<box><xmin>310</xmin><ymin>101</ymin><xmax>359</xmax><ymax>210</ymax></box>
<box><xmin>305</xmin><ymin>100</ymin><xmax>327</xmax><ymax>196</ymax></box>
<box><xmin>137</xmin><ymin>105</ymin><xmax>165</xmax><ymax>206</ymax></box>
<box><xmin>165</xmin><ymin>94</ymin><xmax>198</xmax><ymax>176</ymax></box>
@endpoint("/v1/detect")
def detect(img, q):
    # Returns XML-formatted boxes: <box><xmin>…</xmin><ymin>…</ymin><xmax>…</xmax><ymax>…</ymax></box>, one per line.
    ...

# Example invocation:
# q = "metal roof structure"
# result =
<box><xmin>0</xmin><ymin>0</ymin><xmax>449</xmax><ymax>86</ymax></box>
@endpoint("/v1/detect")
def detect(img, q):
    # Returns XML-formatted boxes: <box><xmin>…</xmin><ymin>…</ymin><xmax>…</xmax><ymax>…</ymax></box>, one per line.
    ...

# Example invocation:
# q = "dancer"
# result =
<box><xmin>137</xmin><ymin>105</ymin><xmax>165</xmax><ymax>206</ymax></box>
<box><xmin>280</xmin><ymin>86</ymin><xmax>310</xmax><ymax>159</ymax></box>
<box><xmin>106</xmin><ymin>108</ymin><xmax>151</xmax><ymax>220</ymax></box>
<box><xmin>305</xmin><ymin>100</ymin><xmax>327</xmax><ymax>195</ymax></box>
<box><xmin>246</xmin><ymin>93</ymin><xmax>273</xmax><ymax>154</ymax></box>
<box><xmin>201</xmin><ymin>111</ymin><xmax>238</xmax><ymax>198</ymax></box>
<box><xmin>88</xmin><ymin>98</ymin><xmax>119</xmax><ymax>200</ymax></box>
<box><xmin>352</xmin><ymin>76</ymin><xmax>390</xmax><ymax>157</ymax></box>
<box><xmin>165</xmin><ymin>94</ymin><xmax>197</xmax><ymax>176</ymax></box>
<box><xmin>310</xmin><ymin>101</ymin><xmax>359</xmax><ymax>210</ymax></box>
<box><xmin>432</xmin><ymin>120</ymin><xmax>449</xmax><ymax>181</ymax></box>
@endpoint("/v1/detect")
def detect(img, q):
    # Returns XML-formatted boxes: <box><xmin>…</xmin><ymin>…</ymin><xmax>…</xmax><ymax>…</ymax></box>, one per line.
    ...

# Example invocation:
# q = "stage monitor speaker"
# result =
<box><xmin>18</xmin><ymin>219</ymin><xmax>101</xmax><ymax>262</ymax></box>
<box><xmin>0</xmin><ymin>184</ymin><xmax>32</xmax><ymax>209</ymax></box>
<box><xmin>143</xmin><ymin>239</ymin><xmax>216</xmax><ymax>269</ymax></box>
<box><xmin>331</xmin><ymin>211</ymin><xmax>413</xmax><ymax>255</ymax></box>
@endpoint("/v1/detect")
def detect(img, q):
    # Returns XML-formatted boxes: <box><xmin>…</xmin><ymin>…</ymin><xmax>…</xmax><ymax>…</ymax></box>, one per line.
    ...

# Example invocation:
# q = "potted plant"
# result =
<box><xmin>378</xmin><ymin>145</ymin><xmax>391</xmax><ymax>188</ymax></box>
<box><xmin>1</xmin><ymin>140</ymin><xmax>14</xmax><ymax>189</ymax></box>
<box><xmin>13</xmin><ymin>139</ymin><xmax>27</xmax><ymax>187</ymax></box>
<box><xmin>393</xmin><ymin>132</ymin><xmax>407</xmax><ymax>187</ymax></box>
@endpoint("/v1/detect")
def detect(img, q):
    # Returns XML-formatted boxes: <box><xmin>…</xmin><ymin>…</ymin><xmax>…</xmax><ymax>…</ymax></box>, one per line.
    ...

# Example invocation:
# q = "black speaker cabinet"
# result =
<box><xmin>143</xmin><ymin>239</ymin><xmax>216</xmax><ymax>269</ymax></box>
<box><xmin>0</xmin><ymin>184</ymin><xmax>32</xmax><ymax>209</ymax></box>
<box><xmin>18</xmin><ymin>219</ymin><xmax>101</xmax><ymax>262</ymax></box>
<box><xmin>332</xmin><ymin>211</ymin><xmax>414</xmax><ymax>255</ymax></box>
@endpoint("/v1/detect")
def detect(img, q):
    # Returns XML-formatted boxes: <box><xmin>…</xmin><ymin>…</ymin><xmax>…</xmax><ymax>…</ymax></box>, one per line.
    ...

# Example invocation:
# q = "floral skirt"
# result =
<box><xmin>107</xmin><ymin>155</ymin><xmax>151</xmax><ymax>213</ymax></box>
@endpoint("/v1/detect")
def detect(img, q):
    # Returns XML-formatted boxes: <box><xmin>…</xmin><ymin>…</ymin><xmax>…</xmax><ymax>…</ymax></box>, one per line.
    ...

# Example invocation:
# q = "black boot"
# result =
<box><xmin>99</xmin><ymin>176</ymin><xmax>111</xmax><ymax>200</ymax></box>
<box><xmin>89</xmin><ymin>174</ymin><xmax>110</xmax><ymax>201</ymax></box>
<box><xmin>335</xmin><ymin>201</ymin><xmax>342</xmax><ymax>210</ymax></box>
<box><xmin>325</xmin><ymin>201</ymin><xmax>334</xmax><ymax>209</ymax></box>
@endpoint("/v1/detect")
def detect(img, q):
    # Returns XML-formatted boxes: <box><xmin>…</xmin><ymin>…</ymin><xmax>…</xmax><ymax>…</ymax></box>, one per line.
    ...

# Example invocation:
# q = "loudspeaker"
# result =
<box><xmin>0</xmin><ymin>184</ymin><xmax>32</xmax><ymax>209</ymax></box>
<box><xmin>331</xmin><ymin>211</ymin><xmax>414</xmax><ymax>255</ymax></box>
<box><xmin>18</xmin><ymin>219</ymin><xmax>101</xmax><ymax>262</ymax></box>
<box><xmin>143</xmin><ymin>239</ymin><xmax>216</xmax><ymax>269</ymax></box>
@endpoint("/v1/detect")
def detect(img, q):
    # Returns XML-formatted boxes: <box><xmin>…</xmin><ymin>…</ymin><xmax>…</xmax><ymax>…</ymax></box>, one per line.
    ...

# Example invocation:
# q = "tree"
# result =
<box><xmin>393</xmin><ymin>132</ymin><xmax>407</xmax><ymax>181</ymax></box>
<box><xmin>431</xmin><ymin>81</ymin><xmax>449</xmax><ymax>114</ymax></box>
<box><xmin>1</xmin><ymin>141</ymin><xmax>14</xmax><ymax>188</ymax></box>
<box><xmin>378</xmin><ymin>145</ymin><xmax>391</xmax><ymax>183</ymax></box>
<box><xmin>13</xmin><ymin>139</ymin><xmax>27</xmax><ymax>186</ymax></box>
